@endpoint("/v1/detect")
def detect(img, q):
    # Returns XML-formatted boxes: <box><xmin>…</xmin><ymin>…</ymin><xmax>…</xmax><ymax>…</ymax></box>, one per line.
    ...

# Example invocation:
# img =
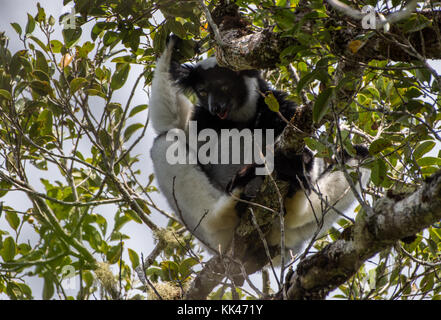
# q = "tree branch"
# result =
<box><xmin>207</xmin><ymin>1</ymin><xmax>441</xmax><ymax>70</ymax></box>
<box><xmin>284</xmin><ymin>170</ymin><xmax>441</xmax><ymax>300</ymax></box>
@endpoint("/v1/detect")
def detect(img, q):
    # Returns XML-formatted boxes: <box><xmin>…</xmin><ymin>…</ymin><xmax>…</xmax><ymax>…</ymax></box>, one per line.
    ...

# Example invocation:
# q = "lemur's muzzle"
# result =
<box><xmin>208</xmin><ymin>94</ymin><xmax>230</xmax><ymax>120</ymax></box>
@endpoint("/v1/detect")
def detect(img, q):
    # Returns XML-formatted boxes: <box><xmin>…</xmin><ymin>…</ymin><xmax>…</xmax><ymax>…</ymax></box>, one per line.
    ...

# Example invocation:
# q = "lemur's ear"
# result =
<box><xmin>169</xmin><ymin>62</ymin><xmax>195</xmax><ymax>91</ymax></box>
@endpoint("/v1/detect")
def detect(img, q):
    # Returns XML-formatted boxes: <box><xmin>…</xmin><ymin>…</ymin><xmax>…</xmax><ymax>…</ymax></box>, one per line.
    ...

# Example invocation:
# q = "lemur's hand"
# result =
<box><xmin>166</xmin><ymin>34</ymin><xmax>182</xmax><ymax>52</ymax></box>
<box><xmin>226</xmin><ymin>163</ymin><xmax>263</xmax><ymax>194</ymax></box>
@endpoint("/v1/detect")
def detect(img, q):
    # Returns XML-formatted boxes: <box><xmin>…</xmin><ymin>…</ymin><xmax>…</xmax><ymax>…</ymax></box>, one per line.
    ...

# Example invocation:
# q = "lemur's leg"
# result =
<box><xmin>149</xmin><ymin>38</ymin><xmax>241</xmax><ymax>252</ymax></box>
<box><xmin>227</xmin><ymin>146</ymin><xmax>370</xmax><ymax>252</ymax></box>
<box><xmin>151</xmin><ymin>134</ymin><xmax>240</xmax><ymax>252</ymax></box>
<box><xmin>268</xmin><ymin>147</ymin><xmax>371</xmax><ymax>250</ymax></box>
<box><xmin>283</xmin><ymin>147</ymin><xmax>370</xmax><ymax>230</ymax></box>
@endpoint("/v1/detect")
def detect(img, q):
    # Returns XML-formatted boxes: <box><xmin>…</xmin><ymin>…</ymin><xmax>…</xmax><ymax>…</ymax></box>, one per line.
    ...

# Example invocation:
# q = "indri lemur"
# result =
<box><xmin>150</xmin><ymin>37</ymin><xmax>370</xmax><ymax>256</ymax></box>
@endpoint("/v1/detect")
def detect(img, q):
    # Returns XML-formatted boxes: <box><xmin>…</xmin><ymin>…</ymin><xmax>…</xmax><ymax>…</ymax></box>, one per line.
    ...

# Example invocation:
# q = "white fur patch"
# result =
<box><xmin>196</xmin><ymin>57</ymin><xmax>217</xmax><ymax>70</ymax></box>
<box><xmin>230</xmin><ymin>76</ymin><xmax>259</xmax><ymax>123</ymax></box>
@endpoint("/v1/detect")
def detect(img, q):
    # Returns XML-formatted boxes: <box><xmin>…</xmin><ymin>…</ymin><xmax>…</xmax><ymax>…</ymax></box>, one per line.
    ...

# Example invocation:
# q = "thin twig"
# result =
<box><xmin>199</xmin><ymin>0</ymin><xmax>225</xmax><ymax>47</ymax></box>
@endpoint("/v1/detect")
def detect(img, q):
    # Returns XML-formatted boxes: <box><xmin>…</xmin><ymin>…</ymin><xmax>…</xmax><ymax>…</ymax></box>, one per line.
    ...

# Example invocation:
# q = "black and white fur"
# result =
<box><xmin>150</xmin><ymin>38</ymin><xmax>370</xmax><ymax>257</ymax></box>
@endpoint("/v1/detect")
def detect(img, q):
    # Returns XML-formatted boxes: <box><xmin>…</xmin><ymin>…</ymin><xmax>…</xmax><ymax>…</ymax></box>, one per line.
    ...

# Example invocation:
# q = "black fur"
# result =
<box><xmin>168</xmin><ymin>55</ymin><xmax>314</xmax><ymax>199</ymax></box>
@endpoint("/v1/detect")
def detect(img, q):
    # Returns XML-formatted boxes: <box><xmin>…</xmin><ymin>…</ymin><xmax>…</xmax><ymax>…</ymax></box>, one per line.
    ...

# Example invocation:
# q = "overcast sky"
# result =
<box><xmin>0</xmin><ymin>0</ymin><xmax>170</xmax><ymax>299</ymax></box>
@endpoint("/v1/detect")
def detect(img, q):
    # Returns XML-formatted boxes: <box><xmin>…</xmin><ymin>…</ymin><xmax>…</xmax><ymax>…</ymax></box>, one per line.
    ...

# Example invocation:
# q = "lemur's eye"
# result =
<box><xmin>198</xmin><ymin>89</ymin><xmax>207</xmax><ymax>97</ymax></box>
<box><xmin>221</xmin><ymin>85</ymin><xmax>228</xmax><ymax>92</ymax></box>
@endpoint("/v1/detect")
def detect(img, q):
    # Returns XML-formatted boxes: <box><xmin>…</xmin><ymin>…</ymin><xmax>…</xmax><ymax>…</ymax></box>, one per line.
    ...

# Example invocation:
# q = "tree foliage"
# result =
<box><xmin>0</xmin><ymin>0</ymin><xmax>441</xmax><ymax>300</ymax></box>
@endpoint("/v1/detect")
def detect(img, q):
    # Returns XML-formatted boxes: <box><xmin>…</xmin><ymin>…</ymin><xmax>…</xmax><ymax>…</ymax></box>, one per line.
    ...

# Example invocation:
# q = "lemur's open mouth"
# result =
<box><xmin>217</xmin><ymin>107</ymin><xmax>229</xmax><ymax>120</ymax></box>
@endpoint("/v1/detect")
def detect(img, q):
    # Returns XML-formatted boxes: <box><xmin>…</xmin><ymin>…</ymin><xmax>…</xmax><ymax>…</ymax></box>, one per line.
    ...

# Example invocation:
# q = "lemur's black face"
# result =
<box><xmin>175</xmin><ymin>58</ymin><xmax>259</xmax><ymax>121</ymax></box>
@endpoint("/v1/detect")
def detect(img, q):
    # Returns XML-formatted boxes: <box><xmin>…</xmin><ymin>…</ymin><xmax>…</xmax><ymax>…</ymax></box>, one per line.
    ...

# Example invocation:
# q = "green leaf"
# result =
<box><xmin>415</xmin><ymin>67</ymin><xmax>431</xmax><ymax>84</ymax></box>
<box><xmin>98</xmin><ymin>129</ymin><xmax>112</xmax><ymax>151</ymax></box>
<box><xmin>366</xmin><ymin>87</ymin><xmax>380</xmax><ymax>101</ymax></box>
<box><xmin>10</xmin><ymin>23</ymin><xmax>22</xmax><ymax>36</ymax></box>
<box><xmin>297</xmin><ymin>70</ymin><xmax>318</xmax><ymax>94</ymax></box>
<box><xmin>113</xmin><ymin>211</ymin><xmax>131</xmax><ymax>233</ymax></box>
<box><xmin>160</xmin><ymin>261</ymin><xmax>179</xmax><ymax>281</ymax></box>
<box><xmin>91</xmin><ymin>21</ymin><xmax>116</xmax><ymax>41</ymax></box>
<box><xmin>145</xmin><ymin>266</ymin><xmax>163</xmax><ymax>281</ymax></box>
<box><xmin>264</xmin><ymin>92</ymin><xmax>280</xmax><ymax>112</ymax></box>
<box><xmin>427</xmin><ymin>239</ymin><xmax>438</xmax><ymax>256</ymax></box>
<box><xmin>30</xmin><ymin>80</ymin><xmax>53</xmax><ymax>97</ymax></box>
<box><xmin>135</xmin><ymin>198</ymin><xmax>151</xmax><ymax>215</ymax></box>
<box><xmin>402</xmin><ymin>14</ymin><xmax>431</xmax><ymax>33</ymax></box>
<box><xmin>77</xmin><ymin>41</ymin><xmax>95</xmax><ymax>58</ymax></box>
<box><xmin>126</xmin><ymin>28</ymin><xmax>142</xmax><ymax>52</ymax></box>
<box><xmin>123</xmin><ymin>123</ymin><xmax>144</xmax><ymax>142</ymax></box>
<box><xmin>30</xmin><ymin>36</ymin><xmax>48</xmax><ymax>52</ymax></box>
<box><xmin>35</xmin><ymin>50</ymin><xmax>49</xmax><ymax>73</ymax></box>
<box><xmin>70</xmin><ymin>77</ymin><xmax>88</xmax><ymax>93</ymax></box>
<box><xmin>1</xmin><ymin>237</ymin><xmax>16</xmax><ymax>262</ymax></box>
<box><xmin>179</xmin><ymin>257</ymin><xmax>198</xmax><ymax>279</ymax></box>
<box><xmin>48</xmin><ymin>15</ymin><xmax>55</xmax><ymax>26</ymax></box>
<box><xmin>10</xmin><ymin>50</ymin><xmax>27</xmax><ymax>77</ymax></box>
<box><xmin>413</xmin><ymin>141</ymin><xmax>435</xmax><ymax>160</ymax></box>
<box><xmin>42</xmin><ymin>275</ymin><xmax>54</xmax><ymax>300</ymax></box>
<box><xmin>313</xmin><ymin>87</ymin><xmax>334</xmax><ymax>123</ymax></box>
<box><xmin>106</xmin><ymin>244</ymin><xmax>122</xmax><ymax>264</ymax></box>
<box><xmin>82</xmin><ymin>270</ymin><xmax>94</xmax><ymax>288</ymax></box>
<box><xmin>129</xmin><ymin>104</ymin><xmax>148</xmax><ymax>118</ymax></box>
<box><xmin>50</xmin><ymin>40</ymin><xmax>63</xmax><ymax>53</ymax></box>
<box><xmin>86</xmin><ymin>88</ymin><xmax>106</xmax><ymax>99</ymax></box>
<box><xmin>107</xmin><ymin>102</ymin><xmax>123</xmax><ymax>122</ymax></box>
<box><xmin>304</xmin><ymin>137</ymin><xmax>329</xmax><ymax>157</ymax></box>
<box><xmin>416</xmin><ymin>157</ymin><xmax>441</xmax><ymax>167</ymax></box>
<box><xmin>62</xmin><ymin>27</ymin><xmax>82</xmax><ymax>48</ymax></box>
<box><xmin>25</xmin><ymin>13</ymin><xmax>35</xmax><ymax>34</ymax></box>
<box><xmin>368</xmin><ymin>269</ymin><xmax>376</xmax><ymax>290</ymax></box>
<box><xmin>160</xmin><ymin>1</ymin><xmax>197</xmax><ymax>18</ymax></box>
<box><xmin>32</xmin><ymin>70</ymin><xmax>50</xmax><ymax>82</ymax></box>
<box><xmin>0</xmin><ymin>89</ymin><xmax>12</xmax><ymax>100</ymax></box>
<box><xmin>274</xmin><ymin>7</ymin><xmax>296</xmax><ymax>30</ymax></box>
<box><xmin>5</xmin><ymin>211</ymin><xmax>20</xmax><ymax>230</ymax></box>
<box><xmin>421</xmin><ymin>273</ymin><xmax>434</xmax><ymax>292</ymax></box>
<box><xmin>110</xmin><ymin>63</ymin><xmax>130</xmax><ymax>90</ymax></box>
<box><xmin>103</xmin><ymin>31</ymin><xmax>120</xmax><ymax>46</ymax></box>
<box><xmin>371</xmin><ymin>158</ymin><xmax>387</xmax><ymax>186</ymax></box>
<box><xmin>153</xmin><ymin>27</ymin><xmax>169</xmax><ymax>54</ymax></box>
<box><xmin>38</xmin><ymin>109</ymin><xmax>54</xmax><ymax>136</ymax></box>
<box><xmin>405</xmin><ymin>87</ymin><xmax>422</xmax><ymax>99</ymax></box>
<box><xmin>369</xmin><ymin>138</ymin><xmax>392</xmax><ymax>155</ymax></box>
<box><xmin>17</xmin><ymin>243</ymin><xmax>32</xmax><ymax>255</ymax></box>
<box><xmin>166</xmin><ymin>19</ymin><xmax>186</xmax><ymax>39</ymax></box>
<box><xmin>15</xmin><ymin>282</ymin><xmax>33</xmax><ymax>299</ymax></box>
<box><xmin>124</xmin><ymin>209</ymin><xmax>143</xmax><ymax>224</ymax></box>
<box><xmin>36</xmin><ymin>3</ymin><xmax>46</xmax><ymax>23</ymax></box>
<box><xmin>128</xmin><ymin>248</ymin><xmax>139</xmax><ymax>269</ymax></box>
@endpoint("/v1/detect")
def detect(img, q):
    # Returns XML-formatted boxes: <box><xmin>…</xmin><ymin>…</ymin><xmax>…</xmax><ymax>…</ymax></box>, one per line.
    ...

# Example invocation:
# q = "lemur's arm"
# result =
<box><xmin>149</xmin><ymin>38</ymin><xmax>193</xmax><ymax>134</ymax></box>
<box><xmin>151</xmin><ymin>135</ymin><xmax>240</xmax><ymax>252</ymax></box>
<box><xmin>268</xmin><ymin>149</ymin><xmax>371</xmax><ymax>251</ymax></box>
